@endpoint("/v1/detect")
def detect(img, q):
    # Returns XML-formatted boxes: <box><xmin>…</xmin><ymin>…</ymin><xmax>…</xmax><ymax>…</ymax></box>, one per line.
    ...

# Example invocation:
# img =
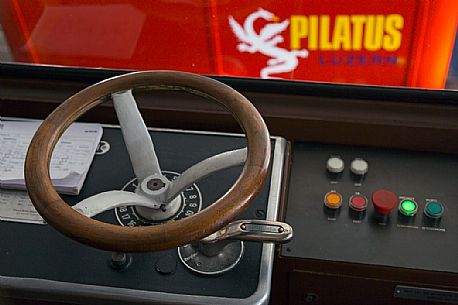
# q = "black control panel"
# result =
<box><xmin>0</xmin><ymin>127</ymin><xmax>279</xmax><ymax>300</ymax></box>
<box><xmin>283</xmin><ymin>142</ymin><xmax>458</xmax><ymax>273</ymax></box>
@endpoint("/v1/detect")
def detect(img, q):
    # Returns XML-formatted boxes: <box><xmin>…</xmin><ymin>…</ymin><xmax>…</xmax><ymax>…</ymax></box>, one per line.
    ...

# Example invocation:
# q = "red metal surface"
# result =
<box><xmin>1</xmin><ymin>0</ymin><xmax>456</xmax><ymax>88</ymax></box>
<box><xmin>0</xmin><ymin>1</ymin><xmax>214</xmax><ymax>73</ymax></box>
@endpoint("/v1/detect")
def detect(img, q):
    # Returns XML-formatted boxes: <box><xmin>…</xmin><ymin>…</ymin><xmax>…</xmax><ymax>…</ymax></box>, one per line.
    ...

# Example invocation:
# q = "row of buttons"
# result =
<box><xmin>324</xmin><ymin>190</ymin><xmax>444</xmax><ymax>220</ymax></box>
<box><xmin>326</xmin><ymin>156</ymin><xmax>369</xmax><ymax>176</ymax></box>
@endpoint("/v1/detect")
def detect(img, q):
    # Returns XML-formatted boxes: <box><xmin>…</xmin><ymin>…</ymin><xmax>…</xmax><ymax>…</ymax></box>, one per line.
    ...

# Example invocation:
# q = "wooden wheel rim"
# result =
<box><xmin>24</xmin><ymin>71</ymin><xmax>271</xmax><ymax>252</ymax></box>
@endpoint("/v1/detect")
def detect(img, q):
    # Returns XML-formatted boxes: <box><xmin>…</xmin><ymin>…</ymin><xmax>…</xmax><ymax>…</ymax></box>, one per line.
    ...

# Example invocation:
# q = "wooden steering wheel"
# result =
<box><xmin>24</xmin><ymin>71</ymin><xmax>271</xmax><ymax>252</ymax></box>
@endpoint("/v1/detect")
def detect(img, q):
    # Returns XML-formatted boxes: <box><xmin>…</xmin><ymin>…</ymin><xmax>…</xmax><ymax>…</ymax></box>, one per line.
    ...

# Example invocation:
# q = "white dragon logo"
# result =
<box><xmin>229</xmin><ymin>8</ymin><xmax>308</xmax><ymax>79</ymax></box>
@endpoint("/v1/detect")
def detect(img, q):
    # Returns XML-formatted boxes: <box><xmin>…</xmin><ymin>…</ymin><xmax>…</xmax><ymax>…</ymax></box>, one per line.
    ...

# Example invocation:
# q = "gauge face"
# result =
<box><xmin>115</xmin><ymin>171</ymin><xmax>202</xmax><ymax>226</ymax></box>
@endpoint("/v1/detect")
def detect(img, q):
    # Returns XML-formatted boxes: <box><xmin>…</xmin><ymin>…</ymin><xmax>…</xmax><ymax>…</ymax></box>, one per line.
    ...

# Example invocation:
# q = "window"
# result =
<box><xmin>1</xmin><ymin>1</ymin><xmax>457</xmax><ymax>89</ymax></box>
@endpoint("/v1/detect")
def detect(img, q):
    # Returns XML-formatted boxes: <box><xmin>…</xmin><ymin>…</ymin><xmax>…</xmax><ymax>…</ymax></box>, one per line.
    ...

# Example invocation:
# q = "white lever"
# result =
<box><xmin>165</xmin><ymin>148</ymin><xmax>247</xmax><ymax>202</ymax></box>
<box><xmin>112</xmin><ymin>90</ymin><xmax>162</xmax><ymax>182</ymax></box>
<box><xmin>72</xmin><ymin>190</ymin><xmax>158</xmax><ymax>218</ymax></box>
<box><xmin>72</xmin><ymin>149</ymin><xmax>247</xmax><ymax>218</ymax></box>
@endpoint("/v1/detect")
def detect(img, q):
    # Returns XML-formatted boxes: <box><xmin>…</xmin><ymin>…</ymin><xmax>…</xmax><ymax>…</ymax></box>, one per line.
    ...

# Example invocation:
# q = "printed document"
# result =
<box><xmin>0</xmin><ymin>119</ymin><xmax>103</xmax><ymax>195</ymax></box>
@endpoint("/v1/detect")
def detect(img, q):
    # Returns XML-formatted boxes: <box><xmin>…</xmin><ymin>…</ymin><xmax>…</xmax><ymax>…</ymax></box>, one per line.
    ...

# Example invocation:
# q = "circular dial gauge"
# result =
<box><xmin>115</xmin><ymin>171</ymin><xmax>202</xmax><ymax>226</ymax></box>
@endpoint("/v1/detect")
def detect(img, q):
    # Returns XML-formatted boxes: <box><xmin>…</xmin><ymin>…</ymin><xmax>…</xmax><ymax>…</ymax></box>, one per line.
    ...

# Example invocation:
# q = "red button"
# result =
<box><xmin>349</xmin><ymin>194</ymin><xmax>368</xmax><ymax>212</ymax></box>
<box><xmin>372</xmin><ymin>189</ymin><xmax>397</xmax><ymax>215</ymax></box>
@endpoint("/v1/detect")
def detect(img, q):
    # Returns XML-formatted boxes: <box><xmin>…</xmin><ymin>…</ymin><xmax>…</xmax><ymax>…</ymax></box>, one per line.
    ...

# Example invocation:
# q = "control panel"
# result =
<box><xmin>0</xmin><ymin>126</ymin><xmax>286</xmax><ymax>305</ymax></box>
<box><xmin>283</xmin><ymin>142</ymin><xmax>458</xmax><ymax>273</ymax></box>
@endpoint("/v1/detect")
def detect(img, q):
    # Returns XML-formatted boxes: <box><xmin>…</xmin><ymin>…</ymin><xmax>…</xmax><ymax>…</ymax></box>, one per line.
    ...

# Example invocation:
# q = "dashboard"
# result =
<box><xmin>0</xmin><ymin>64</ymin><xmax>457</xmax><ymax>305</ymax></box>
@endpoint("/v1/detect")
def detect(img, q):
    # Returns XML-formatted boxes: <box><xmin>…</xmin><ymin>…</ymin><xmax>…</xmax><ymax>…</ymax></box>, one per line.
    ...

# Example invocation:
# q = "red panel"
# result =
<box><xmin>0</xmin><ymin>0</ymin><xmax>45</xmax><ymax>63</ymax></box>
<box><xmin>1</xmin><ymin>0</ymin><xmax>456</xmax><ymax>88</ymax></box>
<box><xmin>215</xmin><ymin>0</ymin><xmax>417</xmax><ymax>86</ymax></box>
<box><xmin>1</xmin><ymin>0</ymin><xmax>214</xmax><ymax>73</ymax></box>
<box><xmin>406</xmin><ymin>0</ymin><xmax>458</xmax><ymax>88</ymax></box>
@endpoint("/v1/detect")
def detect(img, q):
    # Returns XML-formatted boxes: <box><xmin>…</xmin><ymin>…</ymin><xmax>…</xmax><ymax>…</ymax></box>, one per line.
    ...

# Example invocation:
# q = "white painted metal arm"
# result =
<box><xmin>72</xmin><ymin>191</ymin><xmax>158</xmax><ymax>218</ymax></box>
<box><xmin>165</xmin><ymin>148</ymin><xmax>247</xmax><ymax>202</ymax></box>
<box><xmin>112</xmin><ymin>90</ymin><xmax>162</xmax><ymax>182</ymax></box>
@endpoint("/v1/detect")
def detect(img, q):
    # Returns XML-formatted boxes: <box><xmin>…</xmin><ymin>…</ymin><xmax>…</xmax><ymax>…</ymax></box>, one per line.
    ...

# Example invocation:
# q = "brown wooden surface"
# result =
<box><xmin>2</xmin><ymin>76</ymin><xmax>458</xmax><ymax>155</ymax></box>
<box><xmin>23</xmin><ymin>71</ymin><xmax>271</xmax><ymax>252</ymax></box>
<box><xmin>270</xmin><ymin>255</ymin><xmax>458</xmax><ymax>305</ymax></box>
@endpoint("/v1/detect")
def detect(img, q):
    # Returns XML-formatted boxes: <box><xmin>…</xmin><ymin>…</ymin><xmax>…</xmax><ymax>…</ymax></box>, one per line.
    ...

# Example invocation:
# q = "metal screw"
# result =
<box><xmin>111</xmin><ymin>252</ymin><xmax>127</xmax><ymax>266</ymax></box>
<box><xmin>278</xmin><ymin>226</ymin><xmax>284</xmax><ymax>233</ymax></box>
<box><xmin>240</xmin><ymin>224</ymin><xmax>246</xmax><ymax>230</ymax></box>
<box><xmin>255</xmin><ymin>210</ymin><xmax>265</xmax><ymax>218</ymax></box>
<box><xmin>147</xmin><ymin>178</ymin><xmax>165</xmax><ymax>191</ymax></box>
<box><xmin>109</xmin><ymin>252</ymin><xmax>132</xmax><ymax>270</ymax></box>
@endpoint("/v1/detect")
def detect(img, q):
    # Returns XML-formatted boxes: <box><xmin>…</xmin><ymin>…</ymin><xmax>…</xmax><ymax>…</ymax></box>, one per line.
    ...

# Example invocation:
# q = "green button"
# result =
<box><xmin>424</xmin><ymin>201</ymin><xmax>444</xmax><ymax>219</ymax></box>
<box><xmin>399</xmin><ymin>199</ymin><xmax>418</xmax><ymax>216</ymax></box>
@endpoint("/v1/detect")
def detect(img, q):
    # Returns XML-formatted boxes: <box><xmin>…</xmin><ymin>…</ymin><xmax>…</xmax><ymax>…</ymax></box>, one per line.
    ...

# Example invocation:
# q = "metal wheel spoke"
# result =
<box><xmin>72</xmin><ymin>190</ymin><xmax>158</xmax><ymax>218</ymax></box>
<box><xmin>112</xmin><ymin>90</ymin><xmax>162</xmax><ymax>182</ymax></box>
<box><xmin>165</xmin><ymin>148</ymin><xmax>247</xmax><ymax>202</ymax></box>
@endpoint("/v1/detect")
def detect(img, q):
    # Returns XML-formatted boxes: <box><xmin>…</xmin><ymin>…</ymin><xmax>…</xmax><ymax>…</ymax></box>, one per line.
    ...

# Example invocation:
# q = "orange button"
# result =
<box><xmin>324</xmin><ymin>191</ymin><xmax>342</xmax><ymax>209</ymax></box>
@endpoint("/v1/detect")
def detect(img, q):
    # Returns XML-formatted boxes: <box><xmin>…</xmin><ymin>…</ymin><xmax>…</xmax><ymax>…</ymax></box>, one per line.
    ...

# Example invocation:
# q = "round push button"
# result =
<box><xmin>155</xmin><ymin>254</ymin><xmax>177</xmax><ymax>275</ymax></box>
<box><xmin>424</xmin><ymin>201</ymin><xmax>444</xmax><ymax>219</ymax></box>
<box><xmin>372</xmin><ymin>189</ymin><xmax>397</xmax><ymax>215</ymax></box>
<box><xmin>326</xmin><ymin>157</ymin><xmax>344</xmax><ymax>174</ymax></box>
<box><xmin>399</xmin><ymin>199</ymin><xmax>418</xmax><ymax>217</ymax></box>
<box><xmin>350</xmin><ymin>158</ymin><xmax>368</xmax><ymax>176</ymax></box>
<box><xmin>349</xmin><ymin>194</ymin><xmax>368</xmax><ymax>212</ymax></box>
<box><xmin>324</xmin><ymin>191</ymin><xmax>342</xmax><ymax>209</ymax></box>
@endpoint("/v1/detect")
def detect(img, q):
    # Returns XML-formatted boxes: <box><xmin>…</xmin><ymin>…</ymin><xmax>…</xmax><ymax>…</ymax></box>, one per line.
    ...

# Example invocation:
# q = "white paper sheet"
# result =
<box><xmin>0</xmin><ymin>119</ymin><xmax>103</xmax><ymax>195</ymax></box>
<box><xmin>0</xmin><ymin>189</ymin><xmax>44</xmax><ymax>224</ymax></box>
